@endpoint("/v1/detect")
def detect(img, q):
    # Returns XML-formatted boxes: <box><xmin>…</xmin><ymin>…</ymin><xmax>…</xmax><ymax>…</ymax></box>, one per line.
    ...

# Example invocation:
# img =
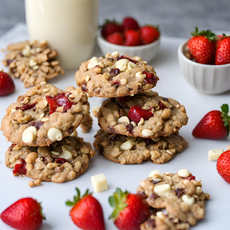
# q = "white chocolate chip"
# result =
<box><xmin>118</xmin><ymin>116</ymin><xmax>130</xmax><ymax>124</ymax></box>
<box><xmin>85</xmin><ymin>75</ymin><xmax>90</xmax><ymax>82</ymax></box>
<box><xmin>22</xmin><ymin>126</ymin><xmax>37</xmax><ymax>143</ymax></box>
<box><xmin>156</xmin><ymin>211</ymin><xmax>165</xmax><ymax>219</ymax></box>
<box><xmin>33</xmin><ymin>65</ymin><xmax>39</xmax><ymax>70</ymax></box>
<box><xmin>195</xmin><ymin>186</ymin><xmax>202</xmax><ymax>195</ymax></box>
<box><xmin>29</xmin><ymin>59</ymin><xmax>37</xmax><ymax>67</ymax></box>
<box><xmin>131</xmin><ymin>121</ymin><xmax>136</xmax><ymax>127</ymax></box>
<box><xmin>22</xmin><ymin>45</ymin><xmax>31</xmax><ymax>57</ymax></box>
<box><xmin>51</xmin><ymin>151</ymin><xmax>60</xmax><ymax>156</ymax></box>
<box><xmin>10</xmin><ymin>108</ymin><xmax>16</xmax><ymax>113</ymax></box>
<box><xmin>41</xmin><ymin>117</ymin><xmax>49</xmax><ymax>122</ymax></box>
<box><xmin>133</xmin><ymin>56</ymin><xmax>142</xmax><ymax>61</ymax></box>
<box><xmin>120</xmin><ymin>79</ymin><xmax>127</xmax><ymax>85</ymax></box>
<box><xmin>91</xmin><ymin>174</ymin><xmax>109</xmax><ymax>193</ymax></box>
<box><xmin>111</xmin><ymin>51</ymin><xmax>119</xmax><ymax>57</ymax></box>
<box><xmin>138</xmin><ymin>118</ymin><xmax>144</xmax><ymax>126</ymax></box>
<box><xmin>40</xmin><ymin>82</ymin><xmax>46</xmax><ymax>85</ymax></box>
<box><xmin>182</xmin><ymin>195</ymin><xmax>194</xmax><ymax>206</ymax></box>
<box><xmin>59</xmin><ymin>146</ymin><xmax>72</xmax><ymax>160</ymax></box>
<box><xmin>115</xmin><ymin>59</ymin><xmax>129</xmax><ymax>66</ymax></box>
<box><xmin>36</xmin><ymin>48</ymin><xmax>41</xmax><ymax>53</ymax></box>
<box><xmin>47</xmin><ymin>128</ymin><xmax>63</xmax><ymax>141</ymax></box>
<box><xmin>142</xmin><ymin>129</ymin><xmax>154</xmax><ymax>137</ymax></box>
<box><xmin>154</xmin><ymin>184</ymin><xmax>171</xmax><ymax>197</ymax></box>
<box><xmin>92</xmin><ymin>106</ymin><xmax>100</xmax><ymax>117</ymax></box>
<box><xmin>151</xmin><ymin>137</ymin><xmax>160</xmax><ymax>142</ymax></box>
<box><xmin>30</xmin><ymin>49</ymin><xmax>35</xmax><ymax>54</ymax></box>
<box><xmin>135</xmin><ymin>71</ymin><xmax>146</xmax><ymax>80</ymax></box>
<box><xmin>120</xmin><ymin>140</ymin><xmax>134</xmax><ymax>150</ymax></box>
<box><xmin>178</xmin><ymin>169</ymin><xmax>190</xmax><ymax>178</ymax></box>
<box><xmin>166</xmin><ymin>150</ymin><xmax>173</xmax><ymax>155</ymax></box>
<box><xmin>128</xmin><ymin>62</ymin><xmax>138</xmax><ymax>69</ymax></box>
<box><xmin>208</xmin><ymin>149</ymin><xmax>224</xmax><ymax>161</ymax></box>
<box><xmin>70</xmin><ymin>130</ymin><xmax>78</xmax><ymax>137</ymax></box>
<box><xmin>116</xmin><ymin>64</ymin><xmax>127</xmax><ymax>72</ymax></box>
<box><xmin>149</xmin><ymin>170</ymin><xmax>163</xmax><ymax>178</ymax></box>
<box><xmin>87</xmin><ymin>57</ymin><xmax>99</xmax><ymax>69</ymax></box>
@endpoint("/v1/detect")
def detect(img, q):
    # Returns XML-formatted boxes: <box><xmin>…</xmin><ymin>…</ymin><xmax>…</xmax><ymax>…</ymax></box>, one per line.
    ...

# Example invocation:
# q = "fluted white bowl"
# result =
<box><xmin>97</xmin><ymin>30</ymin><xmax>160</xmax><ymax>63</ymax></box>
<box><xmin>178</xmin><ymin>41</ymin><xmax>230</xmax><ymax>94</ymax></box>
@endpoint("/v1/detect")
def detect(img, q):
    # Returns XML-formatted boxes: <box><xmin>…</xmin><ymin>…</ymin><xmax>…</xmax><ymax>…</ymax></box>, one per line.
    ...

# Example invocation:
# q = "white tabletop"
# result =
<box><xmin>0</xmin><ymin>24</ymin><xmax>229</xmax><ymax>230</ymax></box>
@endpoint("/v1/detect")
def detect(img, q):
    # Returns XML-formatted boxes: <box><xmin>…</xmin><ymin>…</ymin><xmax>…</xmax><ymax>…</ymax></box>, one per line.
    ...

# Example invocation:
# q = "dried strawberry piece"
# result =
<box><xmin>6</xmin><ymin>59</ymin><xmax>13</xmax><ymax>66</ymax></box>
<box><xmin>142</xmin><ymin>138</ymin><xmax>155</xmax><ymax>145</ymax></box>
<box><xmin>184</xmin><ymin>174</ymin><xmax>196</xmax><ymax>181</ymax></box>
<box><xmin>55</xmin><ymin>158</ymin><xmax>70</xmax><ymax>164</ymax></box>
<box><xmin>28</xmin><ymin>121</ymin><xmax>44</xmax><ymax>130</ymax></box>
<box><xmin>81</xmin><ymin>82</ymin><xmax>88</xmax><ymax>92</ymax></box>
<box><xmin>16</xmin><ymin>102</ymin><xmax>37</xmax><ymax>111</ymax></box>
<box><xmin>117</xmin><ymin>55</ymin><xmax>137</xmax><ymax>64</ymax></box>
<box><xmin>158</xmin><ymin>101</ymin><xmax>166</xmax><ymax>110</ymax></box>
<box><xmin>116</xmin><ymin>97</ymin><xmax>129</xmax><ymax>108</ymax></box>
<box><xmin>112</xmin><ymin>81</ymin><xmax>120</xmax><ymax>88</ymax></box>
<box><xmin>13</xmin><ymin>158</ymin><xmax>27</xmax><ymax>175</ymax></box>
<box><xmin>126</xmin><ymin>123</ymin><xmax>133</xmax><ymax>134</ymax></box>
<box><xmin>175</xmin><ymin>188</ymin><xmax>185</xmax><ymax>197</ymax></box>
<box><xmin>110</xmin><ymin>68</ymin><xmax>120</xmax><ymax>77</ymax></box>
<box><xmin>10</xmin><ymin>144</ymin><xmax>16</xmax><ymax>151</ymax></box>
<box><xmin>143</xmin><ymin>71</ymin><xmax>158</xmax><ymax>85</ymax></box>
<box><xmin>128</xmin><ymin>105</ymin><xmax>154</xmax><ymax>123</ymax></box>
<box><xmin>46</xmin><ymin>93</ymin><xmax>75</xmax><ymax>114</ymax></box>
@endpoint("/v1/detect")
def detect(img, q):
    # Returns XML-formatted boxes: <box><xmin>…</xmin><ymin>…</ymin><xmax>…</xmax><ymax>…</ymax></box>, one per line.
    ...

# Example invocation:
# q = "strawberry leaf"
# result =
<box><xmin>221</xmin><ymin>104</ymin><xmax>230</xmax><ymax>137</ymax></box>
<box><xmin>191</xmin><ymin>26</ymin><xmax>217</xmax><ymax>42</ymax></box>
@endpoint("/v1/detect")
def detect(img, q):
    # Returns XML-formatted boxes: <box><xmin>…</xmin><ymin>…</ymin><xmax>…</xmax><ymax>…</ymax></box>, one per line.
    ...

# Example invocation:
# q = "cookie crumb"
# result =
<box><xmin>28</xmin><ymin>181</ymin><xmax>35</xmax><ymax>187</ymax></box>
<box><xmin>35</xmin><ymin>179</ymin><xmax>41</xmax><ymax>186</ymax></box>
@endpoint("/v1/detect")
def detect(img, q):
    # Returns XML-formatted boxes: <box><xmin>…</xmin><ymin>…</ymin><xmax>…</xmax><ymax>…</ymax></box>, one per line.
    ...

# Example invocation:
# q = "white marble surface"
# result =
<box><xmin>0</xmin><ymin>23</ymin><xmax>230</xmax><ymax>230</ymax></box>
<box><xmin>1</xmin><ymin>0</ymin><xmax>230</xmax><ymax>38</ymax></box>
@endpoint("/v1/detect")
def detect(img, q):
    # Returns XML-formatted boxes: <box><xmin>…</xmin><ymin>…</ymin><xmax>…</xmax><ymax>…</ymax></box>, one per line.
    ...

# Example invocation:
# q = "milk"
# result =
<box><xmin>25</xmin><ymin>0</ymin><xmax>99</xmax><ymax>69</ymax></box>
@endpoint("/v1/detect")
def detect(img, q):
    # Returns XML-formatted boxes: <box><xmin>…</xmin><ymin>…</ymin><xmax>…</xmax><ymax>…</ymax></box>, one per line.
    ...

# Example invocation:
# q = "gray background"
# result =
<box><xmin>0</xmin><ymin>0</ymin><xmax>230</xmax><ymax>38</ymax></box>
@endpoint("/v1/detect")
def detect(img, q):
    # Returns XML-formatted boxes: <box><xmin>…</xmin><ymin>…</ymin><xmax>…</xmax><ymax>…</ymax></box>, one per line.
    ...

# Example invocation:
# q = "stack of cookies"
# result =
<box><xmin>1</xmin><ymin>83</ymin><xmax>95</xmax><ymax>183</ymax></box>
<box><xmin>2</xmin><ymin>40</ymin><xmax>64</xmax><ymax>88</ymax></box>
<box><xmin>75</xmin><ymin>52</ymin><xmax>188</xmax><ymax>164</ymax></box>
<box><xmin>137</xmin><ymin>169</ymin><xmax>210</xmax><ymax>229</ymax></box>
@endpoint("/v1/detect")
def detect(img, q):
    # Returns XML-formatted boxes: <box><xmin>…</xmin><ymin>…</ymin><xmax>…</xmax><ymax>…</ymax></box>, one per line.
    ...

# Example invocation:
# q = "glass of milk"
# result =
<box><xmin>25</xmin><ymin>0</ymin><xmax>99</xmax><ymax>69</ymax></box>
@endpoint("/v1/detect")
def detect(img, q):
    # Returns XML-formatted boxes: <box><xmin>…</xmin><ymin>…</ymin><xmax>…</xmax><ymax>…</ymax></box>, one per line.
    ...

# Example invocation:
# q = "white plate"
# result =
<box><xmin>0</xmin><ymin>24</ymin><xmax>230</xmax><ymax>230</ymax></box>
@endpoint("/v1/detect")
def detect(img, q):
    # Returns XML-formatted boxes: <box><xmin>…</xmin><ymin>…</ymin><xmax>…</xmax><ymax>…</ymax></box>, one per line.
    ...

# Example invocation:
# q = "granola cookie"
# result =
<box><xmin>98</xmin><ymin>91</ymin><xmax>188</xmax><ymax>138</ymax></box>
<box><xmin>136</xmin><ymin>170</ymin><xmax>210</xmax><ymax>226</ymax></box>
<box><xmin>93</xmin><ymin>129</ymin><xmax>188</xmax><ymax>164</ymax></box>
<box><xmin>1</xmin><ymin>83</ymin><xmax>89</xmax><ymax>146</ymax></box>
<box><xmin>2</xmin><ymin>40</ymin><xmax>64</xmax><ymax>88</ymax></box>
<box><xmin>5</xmin><ymin>136</ymin><xmax>95</xmax><ymax>183</ymax></box>
<box><xmin>75</xmin><ymin>52</ymin><xmax>159</xmax><ymax>98</ymax></box>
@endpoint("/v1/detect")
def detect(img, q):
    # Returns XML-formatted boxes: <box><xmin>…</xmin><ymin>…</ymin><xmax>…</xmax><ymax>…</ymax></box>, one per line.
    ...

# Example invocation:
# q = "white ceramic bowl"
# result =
<box><xmin>178</xmin><ymin>41</ymin><xmax>230</xmax><ymax>94</ymax></box>
<box><xmin>97</xmin><ymin>30</ymin><xmax>160</xmax><ymax>63</ymax></box>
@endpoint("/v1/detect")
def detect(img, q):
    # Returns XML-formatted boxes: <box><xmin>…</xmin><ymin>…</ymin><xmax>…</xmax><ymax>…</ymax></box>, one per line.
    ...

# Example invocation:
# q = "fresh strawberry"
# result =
<box><xmin>109</xmin><ymin>188</ymin><xmax>150</xmax><ymax>230</ymax></box>
<box><xmin>0</xmin><ymin>70</ymin><xmax>15</xmax><ymax>96</ymax></box>
<box><xmin>106</xmin><ymin>32</ymin><xmax>124</xmax><ymax>45</ymax></box>
<box><xmin>128</xmin><ymin>105</ymin><xmax>153</xmax><ymax>123</ymax></box>
<box><xmin>141</xmin><ymin>26</ymin><xmax>160</xmax><ymax>44</ymax></box>
<box><xmin>217</xmin><ymin>150</ymin><xmax>230</xmax><ymax>184</ymax></box>
<box><xmin>187</xmin><ymin>27</ymin><xmax>216</xmax><ymax>64</ymax></box>
<box><xmin>125</xmin><ymin>30</ymin><xmax>141</xmax><ymax>46</ymax></box>
<box><xmin>123</xmin><ymin>17</ymin><xmax>139</xmax><ymax>31</ymax></box>
<box><xmin>101</xmin><ymin>20</ymin><xmax>124</xmax><ymax>38</ymax></box>
<box><xmin>215</xmin><ymin>36</ymin><xmax>230</xmax><ymax>65</ymax></box>
<box><xmin>192</xmin><ymin>104</ymin><xmax>230</xmax><ymax>139</ymax></box>
<box><xmin>0</xmin><ymin>198</ymin><xmax>44</xmax><ymax>230</ymax></box>
<box><xmin>66</xmin><ymin>188</ymin><xmax>105</xmax><ymax>230</ymax></box>
<box><xmin>216</xmin><ymin>34</ymin><xmax>224</xmax><ymax>46</ymax></box>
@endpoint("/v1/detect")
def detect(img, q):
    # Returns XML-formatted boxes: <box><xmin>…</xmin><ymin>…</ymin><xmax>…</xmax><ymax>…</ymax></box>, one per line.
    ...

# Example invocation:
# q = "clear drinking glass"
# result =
<box><xmin>25</xmin><ymin>0</ymin><xmax>99</xmax><ymax>69</ymax></box>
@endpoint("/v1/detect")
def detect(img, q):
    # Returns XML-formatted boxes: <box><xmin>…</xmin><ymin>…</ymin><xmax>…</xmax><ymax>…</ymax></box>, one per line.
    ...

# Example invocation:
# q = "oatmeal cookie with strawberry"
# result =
<box><xmin>98</xmin><ymin>91</ymin><xmax>188</xmax><ymax>138</ymax></box>
<box><xmin>75</xmin><ymin>52</ymin><xmax>159</xmax><ymax>98</ymax></box>
<box><xmin>5</xmin><ymin>135</ymin><xmax>95</xmax><ymax>183</ymax></box>
<box><xmin>93</xmin><ymin>129</ymin><xmax>188</xmax><ymax>164</ymax></box>
<box><xmin>1</xmin><ymin>83</ymin><xmax>90</xmax><ymax>146</ymax></box>
<box><xmin>2</xmin><ymin>40</ymin><xmax>64</xmax><ymax>88</ymax></box>
<box><xmin>137</xmin><ymin>169</ymin><xmax>210</xmax><ymax>227</ymax></box>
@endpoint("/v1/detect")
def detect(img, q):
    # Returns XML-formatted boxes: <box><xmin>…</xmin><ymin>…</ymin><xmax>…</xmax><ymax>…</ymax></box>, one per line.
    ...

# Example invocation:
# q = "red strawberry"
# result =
<box><xmin>215</xmin><ymin>36</ymin><xmax>230</xmax><ymax>65</ymax></box>
<box><xmin>187</xmin><ymin>27</ymin><xmax>216</xmax><ymax>64</ymax></box>
<box><xmin>216</xmin><ymin>34</ymin><xmax>224</xmax><ymax>46</ymax></box>
<box><xmin>106</xmin><ymin>32</ymin><xmax>124</xmax><ymax>45</ymax></box>
<box><xmin>125</xmin><ymin>30</ymin><xmax>142</xmax><ymax>46</ymax></box>
<box><xmin>66</xmin><ymin>188</ymin><xmax>105</xmax><ymax>230</ymax></box>
<box><xmin>0</xmin><ymin>70</ymin><xmax>15</xmax><ymax>96</ymax></box>
<box><xmin>141</xmin><ymin>26</ymin><xmax>160</xmax><ymax>44</ymax></box>
<box><xmin>217</xmin><ymin>150</ymin><xmax>230</xmax><ymax>183</ymax></box>
<box><xmin>192</xmin><ymin>104</ymin><xmax>230</xmax><ymax>139</ymax></box>
<box><xmin>128</xmin><ymin>105</ymin><xmax>153</xmax><ymax>123</ymax></box>
<box><xmin>101</xmin><ymin>20</ymin><xmax>124</xmax><ymax>38</ymax></box>
<box><xmin>0</xmin><ymin>198</ymin><xmax>44</xmax><ymax>230</ymax></box>
<box><xmin>123</xmin><ymin>17</ymin><xmax>139</xmax><ymax>31</ymax></box>
<box><xmin>109</xmin><ymin>188</ymin><xmax>150</xmax><ymax>230</ymax></box>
